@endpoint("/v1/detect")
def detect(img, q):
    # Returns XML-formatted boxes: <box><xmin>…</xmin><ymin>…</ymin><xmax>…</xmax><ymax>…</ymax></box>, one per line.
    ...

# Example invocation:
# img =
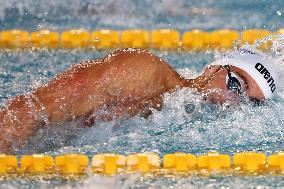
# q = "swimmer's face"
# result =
<box><xmin>200</xmin><ymin>65</ymin><xmax>264</xmax><ymax>103</ymax></box>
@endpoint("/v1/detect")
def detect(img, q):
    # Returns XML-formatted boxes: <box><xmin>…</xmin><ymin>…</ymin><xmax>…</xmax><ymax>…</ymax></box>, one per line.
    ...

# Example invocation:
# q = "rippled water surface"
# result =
<box><xmin>0</xmin><ymin>0</ymin><xmax>284</xmax><ymax>188</ymax></box>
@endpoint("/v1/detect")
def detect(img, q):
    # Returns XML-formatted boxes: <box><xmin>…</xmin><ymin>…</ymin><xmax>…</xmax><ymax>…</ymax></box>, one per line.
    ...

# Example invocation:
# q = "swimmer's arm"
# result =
<box><xmin>0</xmin><ymin>49</ymin><xmax>195</xmax><ymax>152</ymax></box>
<box><xmin>0</xmin><ymin>94</ymin><xmax>45</xmax><ymax>152</ymax></box>
<box><xmin>0</xmin><ymin>51</ymin><xmax>167</xmax><ymax>151</ymax></box>
<box><xmin>33</xmin><ymin>59</ymin><xmax>108</xmax><ymax>123</ymax></box>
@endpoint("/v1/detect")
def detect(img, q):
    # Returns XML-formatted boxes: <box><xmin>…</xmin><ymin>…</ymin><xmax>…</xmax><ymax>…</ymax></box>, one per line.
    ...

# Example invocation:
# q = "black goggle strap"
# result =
<box><xmin>224</xmin><ymin>65</ymin><xmax>242</xmax><ymax>94</ymax></box>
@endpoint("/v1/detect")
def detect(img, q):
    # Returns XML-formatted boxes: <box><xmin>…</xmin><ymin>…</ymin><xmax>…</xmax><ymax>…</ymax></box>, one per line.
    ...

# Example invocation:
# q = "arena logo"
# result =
<box><xmin>255</xmin><ymin>63</ymin><xmax>276</xmax><ymax>93</ymax></box>
<box><xmin>239</xmin><ymin>48</ymin><xmax>256</xmax><ymax>55</ymax></box>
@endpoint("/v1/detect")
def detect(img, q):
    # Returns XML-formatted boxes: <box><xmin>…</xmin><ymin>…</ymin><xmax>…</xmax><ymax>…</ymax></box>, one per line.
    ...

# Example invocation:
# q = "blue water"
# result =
<box><xmin>0</xmin><ymin>0</ymin><xmax>284</xmax><ymax>188</ymax></box>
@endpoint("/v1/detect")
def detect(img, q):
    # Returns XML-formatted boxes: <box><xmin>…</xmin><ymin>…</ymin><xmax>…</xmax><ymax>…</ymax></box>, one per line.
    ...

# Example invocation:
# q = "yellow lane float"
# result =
<box><xmin>30</xmin><ymin>30</ymin><xmax>59</xmax><ymax>48</ymax></box>
<box><xmin>0</xmin><ymin>30</ymin><xmax>29</xmax><ymax>48</ymax></box>
<box><xmin>182</xmin><ymin>29</ymin><xmax>209</xmax><ymax>50</ymax></box>
<box><xmin>126</xmin><ymin>153</ymin><xmax>160</xmax><ymax>173</ymax></box>
<box><xmin>163</xmin><ymin>152</ymin><xmax>196</xmax><ymax>172</ymax></box>
<box><xmin>242</xmin><ymin>29</ymin><xmax>270</xmax><ymax>44</ymax></box>
<box><xmin>151</xmin><ymin>29</ymin><xmax>180</xmax><ymax>49</ymax></box>
<box><xmin>268</xmin><ymin>152</ymin><xmax>284</xmax><ymax>174</ymax></box>
<box><xmin>91</xmin><ymin>30</ymin><xmax>119</xmax><ymax>49</ymax></box>
<box><xmin>55</xmin><ymin>154</ymin><xmax>89</xmax><ymax>175</ymax></box>
<box><xmin>20</xmin><ymin>154</ymin><xmax>54</xmax><ymax>174</ymax></box>
<box><xmin>61</xmin><ymin>29</ymin><xmax>90</xmax><ymax>48</ymax></box>
<box><xmin>0</xmin><ymin>155</ymin><xmax>18</xmax><ymax>174</ymax></box>
<box><xmin>242</xmin><ymin>29</ymin><xmax>271</xmax><ymax>49</ymax></box>
<box><xmin>208</xmin><ymin>29</ymin><xmax>239</xmax><ymax>49</ymax></box>
<box><xmin>92</xmin><ymin>154</ymin><xmax>125</xmax><ymax>175</ymax></box>
<box><xmin>121</xmin><ymin>29</ymin><xmax>150</xmax><ymax>48</ymax></box>
<box><xmin>197</xmin><ymin>152</ymin><xmax>231</xmax><ymax>175</ymax></box>
<box><xmin>233</xmin><ymin>152</ymin><xmax>266</xmax><ymax>175</ymax></box>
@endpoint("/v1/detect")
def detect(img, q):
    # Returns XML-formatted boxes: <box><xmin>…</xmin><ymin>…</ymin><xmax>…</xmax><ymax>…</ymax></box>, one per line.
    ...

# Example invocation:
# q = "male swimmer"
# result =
<box><xmin>0</xmin><ymin>46</ymin><xmax>278</xmax><ymax>153</ymax></box>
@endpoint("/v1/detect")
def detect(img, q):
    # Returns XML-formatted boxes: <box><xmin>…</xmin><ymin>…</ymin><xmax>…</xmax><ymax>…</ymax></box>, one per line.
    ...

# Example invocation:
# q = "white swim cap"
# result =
<box><xmin>212</xmin><ymin>46</ymin><xmax>278</xmax><ymax>99</ymax></box>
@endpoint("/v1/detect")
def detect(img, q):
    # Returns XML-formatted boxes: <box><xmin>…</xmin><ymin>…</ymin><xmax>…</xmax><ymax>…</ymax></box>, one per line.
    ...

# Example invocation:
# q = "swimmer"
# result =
<box><xmin>0</xmin><ymin>47</ymin><xmax>278</xmax><ymax>153</ymax></box>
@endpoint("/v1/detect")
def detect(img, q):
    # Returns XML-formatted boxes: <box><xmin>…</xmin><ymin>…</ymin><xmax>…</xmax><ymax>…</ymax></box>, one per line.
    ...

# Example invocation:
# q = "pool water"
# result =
<box><xmin>0</xmin><ymin>0</ymin><xmax>284</xmax><ymax>188</ymax></box>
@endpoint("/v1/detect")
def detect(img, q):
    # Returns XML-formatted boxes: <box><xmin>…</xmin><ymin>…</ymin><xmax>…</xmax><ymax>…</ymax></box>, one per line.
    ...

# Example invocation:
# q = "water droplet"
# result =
<box><xmin>277</xmin><ymin>10</ymin><xmax>282</xmax><ymax>16</ymax></box>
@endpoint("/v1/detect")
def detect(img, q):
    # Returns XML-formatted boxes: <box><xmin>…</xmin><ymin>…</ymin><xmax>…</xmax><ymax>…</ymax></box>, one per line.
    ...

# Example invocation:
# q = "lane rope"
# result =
<box><xmin>0</xmin><ymin>151</ymin><xmax>284</xmax><ymax>176</ymax></box>
<box><xmin>0</xmin><ymin>29</ymin><xmax>281</xmax><ymax>50</ymax></box>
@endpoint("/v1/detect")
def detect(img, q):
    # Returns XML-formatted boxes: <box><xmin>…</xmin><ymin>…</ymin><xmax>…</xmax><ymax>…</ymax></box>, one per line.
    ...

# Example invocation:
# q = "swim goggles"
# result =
<box><xmin>224</xmin><ymin>65</ymin><xmax>243</xmax><ymax>94</ymax></box>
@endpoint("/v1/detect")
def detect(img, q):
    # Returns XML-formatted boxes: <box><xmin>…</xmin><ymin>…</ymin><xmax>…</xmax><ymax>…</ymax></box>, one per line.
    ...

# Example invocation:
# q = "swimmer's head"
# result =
<box><xmin>199</xmin><ymin>46</ymin><xmax>279</xmax><ymax>103</ymax></box>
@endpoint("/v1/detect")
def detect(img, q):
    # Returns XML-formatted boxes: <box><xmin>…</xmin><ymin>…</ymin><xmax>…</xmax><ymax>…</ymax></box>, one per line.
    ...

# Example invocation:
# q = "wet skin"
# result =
<box><xmin>0</xmin><ymin>48</ymin><xmax>264</xmax><ymax>152</ymax></box>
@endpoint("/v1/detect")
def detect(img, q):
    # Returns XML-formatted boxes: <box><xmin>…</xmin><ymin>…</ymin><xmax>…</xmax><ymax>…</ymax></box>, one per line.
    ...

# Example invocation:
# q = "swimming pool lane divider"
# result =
<box><xmin>1</xmin><ymin>152</ymin><xmax>284</xmax><ymax>177</ymax></box>
<box><xmin>0</xmin><ymin>29</ymin><xmax>281</xmax><ymax>50</ymax></box>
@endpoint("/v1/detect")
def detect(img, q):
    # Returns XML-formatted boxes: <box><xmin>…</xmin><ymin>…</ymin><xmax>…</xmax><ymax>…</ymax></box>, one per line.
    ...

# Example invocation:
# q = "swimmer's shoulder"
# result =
<box><xmin>52</xmin><ymin>48</ymin><xmax>177</xmax><ymax>85</ymax></box>
<box><xmin>102</xmin><ymin>48</ymin><xmax>167</xmax><ymax>66</ymax></box>
<box><xmin>68</xmin><ymin>48</ymin><xmax>168</xmax><ymax>71</ymax></box>
<box><xmin>103</xmin><ymin>48</ymin><xmax>184</xmax><ymax>88</ymax></box>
